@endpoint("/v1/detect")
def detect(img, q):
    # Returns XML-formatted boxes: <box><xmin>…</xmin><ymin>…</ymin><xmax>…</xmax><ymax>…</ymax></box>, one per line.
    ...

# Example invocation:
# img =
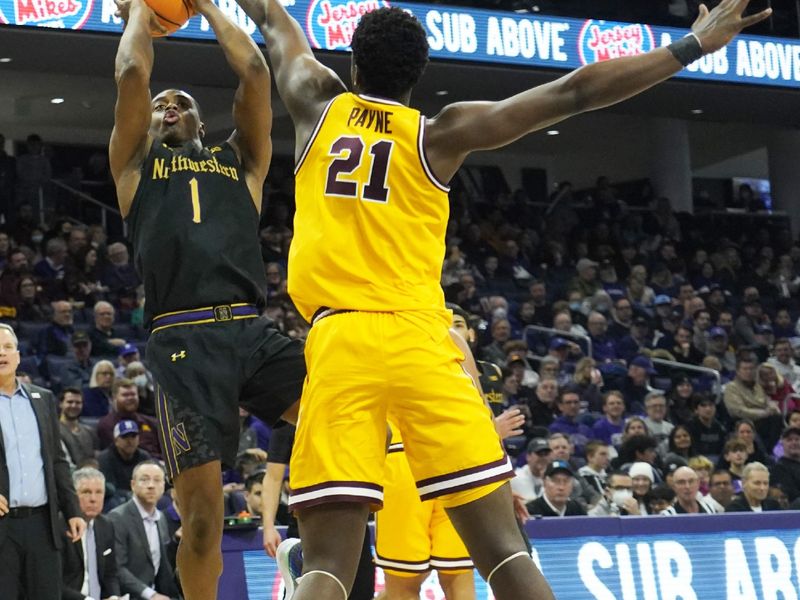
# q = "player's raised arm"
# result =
<box><xmin>426</xmin><ymin>0</ymin><xmax>771</xmax><ymax>183</ymax></box>
<box><xmin>234</xmin><ymin>0</ymin><xmax>346</xmax><ymax>151</ymax></box>
<box><xmin>194</xmin><ymin>0</ymin><xmax>272</xmax><ymax>207</ymax></box>
<box><xmin>109</xmin><ymin>0</ymin><xmax>160</xmax><ymax>216</ymax></box>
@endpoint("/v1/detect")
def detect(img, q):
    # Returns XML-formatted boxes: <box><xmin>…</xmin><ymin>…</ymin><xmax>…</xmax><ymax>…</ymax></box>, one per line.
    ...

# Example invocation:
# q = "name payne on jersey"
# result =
<box><xmin>152</xmin><ymin>153</ymin><xmax>240</xmax><ymax>181</ymax></box>
<box><xmin>347</xmin><ymin>107</ymin><xmax>393</xmax><ymax>133</ymax></box>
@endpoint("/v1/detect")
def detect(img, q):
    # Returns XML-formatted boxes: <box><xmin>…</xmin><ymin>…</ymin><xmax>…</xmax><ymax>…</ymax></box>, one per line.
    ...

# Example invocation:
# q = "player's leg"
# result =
<box><xmin>240</xmin><ymin>320</ymin><xmax>307</xmax><ymax>428</ymax></box>
<box><xmin>349</xmin><ymin>526</ymin><xmax>377</xmax><ymax>600</ymax></box>
<box><xmin>438</xmin><ymin>572</ymin><xmax>476</xmax><ymax>600</ymax></box>
<box><xmin>428</xmin><ymin>497</ymin><xmax>474</xmax><ymax>600</ymax></box>
<box><xmin>149</xmin><ymin>324</ymin><xmax>242</xmax><ymax>600</ymax></box>
<box><xmin>293</xmin><ymin>503</ymin><xmax>371</xmax><ymax>600</ymax></box>
<box><xmin>281</xmin><ymin>400</ymin><xmax>300</xmax><ymax>424</ymax></box>
<box><xmin>286</xmin><ymin>313</ymin><xmax>389</xmax><ymax>599</ymax></box>
<box><xmin>173</xmin><ymin>461</ymin><xmax>225</xmax><ymax>600</ymax></box>
<box><xmin>392</xmin><ymin>312</ymin><xmax>554</xmax><ymax>600</ymax></box>
<box><xmin>382</xmin><ymin>573</ymin><xmax>428</xmax><ymax>600</ymax></box>
<box><xmin>446</xmin><ymin>483</ymin><xmax>553</xmax><ymax>600</ymax></box>
<box><xmin>375</xmin><ymin>438</ymin><xmax>434</xmax><ymax>596</ymax></box>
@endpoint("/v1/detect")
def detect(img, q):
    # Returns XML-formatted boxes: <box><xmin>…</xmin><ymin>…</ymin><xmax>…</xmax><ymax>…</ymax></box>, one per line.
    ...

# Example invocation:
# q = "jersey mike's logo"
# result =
<box><xmin>305</xmin><ymin>0</ymin><xmax>389</xmax><ymax>50</ymax></box>
<box><xmin>577</xmin><ymin>19</ymin><xmax>654</xmax><ymax>65</ymax></box>
<box><xmin>4</xmin><ymin>0</ymin><xmax>93</xmax><ymax>28</ymax></box>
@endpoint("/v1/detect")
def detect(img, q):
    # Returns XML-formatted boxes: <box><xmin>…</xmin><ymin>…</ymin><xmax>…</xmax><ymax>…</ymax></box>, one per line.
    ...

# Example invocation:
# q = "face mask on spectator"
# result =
<box><xmin>569</xmin><ymin>302</ymin><xmax>582</xmax><ymax>312</ymax></box>
<box><xmin>492</xmin><ymin>308</ymin><xmax>507</xmax><ymax>320</ymax></box>
<box><xmin>32</xmin><ymin>234</ymin><xmax>44</xmax><ymax>244</ymax></box>
<box><xmin>133</xmin><ymin>374</ymin><xmax>148</xmax><ymax>388</ymax></box>
<box><xmin>612</xmin><ymin>489</ymin><xmax>634</xmax><ymax>507</ymax></box>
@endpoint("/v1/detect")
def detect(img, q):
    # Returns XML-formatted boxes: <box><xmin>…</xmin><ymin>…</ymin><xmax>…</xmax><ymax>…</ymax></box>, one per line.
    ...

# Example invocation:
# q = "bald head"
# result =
<box><xmin>672</xmin><ymin>466</ymin><xmax>699</xmax><ymax>503</ymax></box>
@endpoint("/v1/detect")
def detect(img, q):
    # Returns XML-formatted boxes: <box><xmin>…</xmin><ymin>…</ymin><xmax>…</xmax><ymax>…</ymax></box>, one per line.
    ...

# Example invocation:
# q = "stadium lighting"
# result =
<box><xmin>435</xmin><ymin>90</ymin><xmax>448</xmax><ymax>96</ymax></box>
<box><xmin>51</xmin><ymin>98</ymin><xmax>65</xmax><ymax>104</ymax></box>
<box><xmin>0</xmin><ymin>58</ymin><xmax>11</xmax><ymax>63</ymax></box>
<box><xmin>691</xmin><ymin>109</ymin><xmax>704</xmax><ymax>115</ymax></box>
<box><xmin>546</xmin><ymin>130</ymin><xmax>559</xmax><ymax>136</ymax></box>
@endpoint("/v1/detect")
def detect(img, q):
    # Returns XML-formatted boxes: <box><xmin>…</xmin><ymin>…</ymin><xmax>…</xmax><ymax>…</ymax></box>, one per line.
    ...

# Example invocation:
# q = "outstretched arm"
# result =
<box><xmin>426</xmin><ymin>0</ymin><xmax>771</xmax><ymax>183</ymax></box>
<box><xmin>235</xmin><ymin>0</ymin><xmax>346</xmax><ymax>154</ymax></box>
<box><xmin>194</xmin><ymin>0</ymin><xmax>272</xmax><ymax>207</ymax></box>
<box><xmin>260</xmin><ymin>461</ymin><xmax>286</xmax><ymax>557</ymax></box>
<box><xmin>109</xmin><ymin>0</ymin><xmax>159</xmax><ymax>217</ymax></box>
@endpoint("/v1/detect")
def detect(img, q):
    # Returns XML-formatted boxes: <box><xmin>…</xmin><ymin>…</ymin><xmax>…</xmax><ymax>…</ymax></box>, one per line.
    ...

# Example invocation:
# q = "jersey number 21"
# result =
<box><xmin>325</xmin><ymin>136</ymin><xmax>394</xmax><ymax>203</ymax></box>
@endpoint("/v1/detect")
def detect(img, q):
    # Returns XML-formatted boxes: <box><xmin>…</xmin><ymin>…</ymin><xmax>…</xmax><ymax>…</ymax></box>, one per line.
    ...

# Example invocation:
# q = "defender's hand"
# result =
<box><xmin>691</xmin><ymin>0</ymin><xmax>772</xmax><ymax>55</ymax></box>
<box><xmin>512</xmin><ymin>492</ymin><xmax>530</xmax><ymax>523</ymax></box>
<box><xmin>494</xmin><ymin>408</ymin><xmax>525</xmax><ymax>440</ymax></box>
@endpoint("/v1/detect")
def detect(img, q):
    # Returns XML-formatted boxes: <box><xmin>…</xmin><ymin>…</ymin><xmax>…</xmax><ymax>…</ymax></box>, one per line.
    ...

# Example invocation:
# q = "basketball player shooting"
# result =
<box><xmin>109</xmin><ymin>1</ymin><xmax>307</xmax><ymax>600</ymax></box>
<box><xmin>232</xmin><ymin>0</ymin><xmax>768</xmax><ymax>599</ymax></box>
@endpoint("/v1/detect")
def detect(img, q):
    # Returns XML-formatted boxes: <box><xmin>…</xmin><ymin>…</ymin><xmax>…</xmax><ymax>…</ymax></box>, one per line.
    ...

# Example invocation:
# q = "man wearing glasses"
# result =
<box><xmin>589</xmin><ymin>472</ymin><xmax>639</xmax><ymax>516</ymax></box>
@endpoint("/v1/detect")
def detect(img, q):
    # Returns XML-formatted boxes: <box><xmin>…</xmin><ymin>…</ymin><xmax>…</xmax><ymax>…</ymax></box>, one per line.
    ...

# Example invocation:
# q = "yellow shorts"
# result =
<box><xmin>288</xmin><ymin>310</ymin><xmax>512</xmax><ymax>512</ymax></box>
<box><xmin>375</xmin><ymin>444</ymin><xmax>473</xmax><ymax>576</ymax></box>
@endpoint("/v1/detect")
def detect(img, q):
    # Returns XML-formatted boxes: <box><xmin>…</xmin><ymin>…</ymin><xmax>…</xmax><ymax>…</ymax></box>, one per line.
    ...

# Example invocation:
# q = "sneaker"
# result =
<box><xmin>276</xmin><ymin>537</ymin><xmax>304</xmax><ymax>599</ymax></box>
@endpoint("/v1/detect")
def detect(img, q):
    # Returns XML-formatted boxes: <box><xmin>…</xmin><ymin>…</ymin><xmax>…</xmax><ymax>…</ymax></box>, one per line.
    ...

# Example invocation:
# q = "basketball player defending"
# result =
<box><xmin>110</xmin><ymin>2</ymin><xmax>305</xmax><ymax>599</ymax></box>
<box><xmin>234</xmin><ymin>0</ymin><xmax>768</xmax><ymax>598</ymax></box>
<box><xmin>375</xmin><ymin>307</ymin><xmax>524</xmax><ymax>600</ymax></box>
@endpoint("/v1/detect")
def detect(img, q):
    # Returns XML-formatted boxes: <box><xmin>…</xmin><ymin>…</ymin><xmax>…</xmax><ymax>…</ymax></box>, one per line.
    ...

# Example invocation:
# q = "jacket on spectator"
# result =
<box><xmin>60</xmin><ymin>514</ymin><xmax>120</xmax><ymax>600</ymax></box>
<box><xmin>527</xmin><ymin>495</ymin><xmax>587</xmax><ymax>517</ymax></box>
<box><xmin>108</xmin><ymin>499</ymin><xmax>180</xmax><ymax>600</ymax></box>
<box><xmin>770</xmin><ymin>457</ymin><xmax>800</xmax><ymax>502</ymax></box>
<box><xmin>723</xmin><ymin>380</ymin><xmax>773</xmax><ymax>421</ymax></box>
<box><xmin>725</xmin><ymin>495</ymin><xmax>781</xmax><ymax>512</ymax></box>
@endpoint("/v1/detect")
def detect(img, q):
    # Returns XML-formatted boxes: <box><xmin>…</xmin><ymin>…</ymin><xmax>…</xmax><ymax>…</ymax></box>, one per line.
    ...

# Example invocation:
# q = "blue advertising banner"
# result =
<box><xmin>2</xmin><ymin>0</ymin><xmax>800</xmax><ymax>89</ymax></box>
<box><xmin>221</xmin><ymin>513</ymin><xmax>800</xmax><ymax>599</ymax></box>
<box><xmin>2</xmin><ymin>0</ymin><xmax>800</xmax><ymax>88</ymax></box>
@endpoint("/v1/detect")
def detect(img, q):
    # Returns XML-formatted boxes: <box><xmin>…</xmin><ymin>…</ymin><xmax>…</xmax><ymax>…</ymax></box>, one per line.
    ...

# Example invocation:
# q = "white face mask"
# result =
<box><xmin>612</xmin><ymin>489</ymin><xmax>634</xmax><ymax>507</ymax></box>
<box><xmin>133</xmin><ymin>374</ymin><xmax>148</xmax><ymax>388</ymax></box>
<box><xmin>492</xmin><ymin>307</ymin><xmax>508</xmax><ymax>320</ymax></box>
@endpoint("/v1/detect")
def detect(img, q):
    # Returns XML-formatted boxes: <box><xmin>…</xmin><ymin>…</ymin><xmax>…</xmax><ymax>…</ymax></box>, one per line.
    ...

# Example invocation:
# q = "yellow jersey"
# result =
<box><xmin>289</xmin><ymin>92</ymin><xmax>451</xmax><ymax>322</ymax></box>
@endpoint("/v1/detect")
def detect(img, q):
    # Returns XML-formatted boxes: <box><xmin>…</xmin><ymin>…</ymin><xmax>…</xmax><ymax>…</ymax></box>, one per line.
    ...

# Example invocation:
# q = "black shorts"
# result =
<box><xmin>147</xmin><ymin>316</ymin><xmax>305</xmax><ymax>479</ymax></box>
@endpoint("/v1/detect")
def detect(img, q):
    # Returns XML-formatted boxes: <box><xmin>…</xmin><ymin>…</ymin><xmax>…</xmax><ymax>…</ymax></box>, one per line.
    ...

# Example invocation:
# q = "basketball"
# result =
<box><xmin>143</xmin><ymin>0</ymin><xmax>194</xmax><ymax>36</ymax></box>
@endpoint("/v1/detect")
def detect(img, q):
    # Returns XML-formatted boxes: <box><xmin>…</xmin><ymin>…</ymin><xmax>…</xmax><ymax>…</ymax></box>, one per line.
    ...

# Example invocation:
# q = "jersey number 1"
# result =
<box><xmin>325</xmin><ymin>136</ymin><xmax>394</xmax><ymax>203</ymax></box>
<box><xmin>189</xmin><ymin>177</ymin><xmax>201</xmax><ymax>223</ymax></box>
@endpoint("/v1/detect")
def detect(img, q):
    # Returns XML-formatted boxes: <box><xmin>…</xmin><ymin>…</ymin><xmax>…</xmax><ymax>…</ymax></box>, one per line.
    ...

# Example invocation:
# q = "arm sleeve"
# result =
<box><xmin>267</xmin><ymin>424</ymin><xmax>295</xmax><ymax>465</ymax></box>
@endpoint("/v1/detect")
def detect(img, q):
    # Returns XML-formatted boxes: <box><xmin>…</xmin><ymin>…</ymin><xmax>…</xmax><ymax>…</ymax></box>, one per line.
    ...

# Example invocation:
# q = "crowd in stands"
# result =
<box><xmin>2</xmin><ymin>132</ymin><xmax>800</xmax><ymax>594</ymax></box>
<box><xmin>438</xmin><ymin>176</ymin><xmax>800</xmax><ymax>518</ymax></box>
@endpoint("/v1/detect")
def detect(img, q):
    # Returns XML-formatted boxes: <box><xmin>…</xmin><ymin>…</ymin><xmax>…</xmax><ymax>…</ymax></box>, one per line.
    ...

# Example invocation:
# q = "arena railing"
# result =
<box><xmin>49</xmin><ymin>179</ymin><xmax>125</xmax><ymax>235</ymax></box>
<box><xmin>522</xmin><ymin>324</ymin><xmax>592</xmax><ymax>360</ymax></box>
<box><xmin>650</xmin><ymin>357</ymin><xmax>722</xmax><ymax>402</ymax></box>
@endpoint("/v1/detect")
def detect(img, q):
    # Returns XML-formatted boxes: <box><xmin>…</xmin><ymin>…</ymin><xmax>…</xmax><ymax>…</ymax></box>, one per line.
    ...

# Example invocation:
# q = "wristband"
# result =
<box><xmin>667</xmin><ymin>33</ymin><xmax>704</xmax><ymax>67</ymax></box>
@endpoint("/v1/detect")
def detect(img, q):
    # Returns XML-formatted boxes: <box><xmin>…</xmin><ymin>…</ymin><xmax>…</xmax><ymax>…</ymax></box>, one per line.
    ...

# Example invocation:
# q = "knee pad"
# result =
<box><xmin>486</xmin><ymin>551</ymin><xmax>530</xmax><ymax>586</ymax></box>
<box><xmin>299</xmin><ymin>570</ymin><xmax>348</xmax><ymax>600</ymax></box>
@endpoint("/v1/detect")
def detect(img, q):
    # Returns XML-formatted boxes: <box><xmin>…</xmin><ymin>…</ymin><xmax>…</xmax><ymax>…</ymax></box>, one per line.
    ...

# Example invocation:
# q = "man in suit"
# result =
<box><xmin>0</xmin><ymin>323</ymin><xmax>86</xmax><ymax>599</ymax></box>
<box><xmin>61</xmin><ymin>467</ymin><xmax>121</xmax><ymax>600</ymax></box>
<box><xmin>109</xmin><ymin>460</ymin><xmax>180</xmax><ymax>600</ymax></box>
